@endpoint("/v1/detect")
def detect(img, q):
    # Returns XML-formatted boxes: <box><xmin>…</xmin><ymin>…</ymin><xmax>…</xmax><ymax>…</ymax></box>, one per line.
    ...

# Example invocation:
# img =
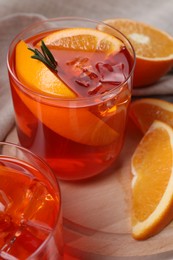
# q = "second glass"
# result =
<box><xmin>7</xmin><ymin>17</ymin><xmax>135</xmax><ymax>180</ymax></box>
<box><xmin>0</xmin><ymin>142</ymin><xmax>63</xmax><ymax>259</ymax></box>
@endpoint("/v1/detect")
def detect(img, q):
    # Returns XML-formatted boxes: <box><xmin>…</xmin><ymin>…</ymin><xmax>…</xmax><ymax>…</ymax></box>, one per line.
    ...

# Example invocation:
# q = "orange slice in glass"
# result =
<box><xmin>15</xmin><ymin>40</ymin><xmax>76</xmax><ymax>98</ymax></box>
<box><xmin>15</xmin><ymin>28</ymin><xmax>123</xmax><ymax>146</ymax></box>
<box><xmin>40</xmin><ymin>27</ymin><xmax>123</xmax><ymax>53</ymax></box>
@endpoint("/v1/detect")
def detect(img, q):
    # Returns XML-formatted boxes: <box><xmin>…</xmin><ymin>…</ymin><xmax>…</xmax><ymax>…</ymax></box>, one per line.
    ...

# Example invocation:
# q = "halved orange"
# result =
<box><xmin>129</xmin><ymin>98</ymin><xmax>173</xmax><ymax>133</ymax></box>
<box><xmin>14</xmin><ymin>28</ymin><xmax>123</xmax><ymax>146</ymax></box>
<box><xmin>98</xmin><ymin>18</ymin><xmax>173</xmax><ymax>87</ymax></box>
<box><xmin>131</xmin><ymin>120</ymin><xmax>173</xmax><ymax>240</ymax></box>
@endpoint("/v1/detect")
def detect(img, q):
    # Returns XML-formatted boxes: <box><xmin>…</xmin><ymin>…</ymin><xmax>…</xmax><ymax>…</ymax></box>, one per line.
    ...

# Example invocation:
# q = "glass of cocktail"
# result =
<box><xmin>0</xmin><ymin>142</ymin><xmax>63</xmax><ymax>259</ymax></box>
<box><xmin>7</xmin><ymin>17</ymin><xmax>135</xmax><ymax>180</ymax></box>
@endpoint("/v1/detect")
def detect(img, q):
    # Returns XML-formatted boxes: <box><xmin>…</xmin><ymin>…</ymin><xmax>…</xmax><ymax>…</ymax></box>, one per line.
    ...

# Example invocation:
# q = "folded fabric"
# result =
<box><xmin>0</xmin><ymin>13</ymin><xmax>46</xmax><ymax>141</ymax></box>
<box><xmin>133</xmin><ymin>70</ymin><xmax>173</xmax><ymax>96</ymax></box>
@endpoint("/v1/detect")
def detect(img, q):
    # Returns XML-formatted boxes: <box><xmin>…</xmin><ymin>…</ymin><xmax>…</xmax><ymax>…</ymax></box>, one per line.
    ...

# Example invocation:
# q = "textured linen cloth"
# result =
<box><xmin>0</xmin><ymin>13</ymin><xmax>46</xmax><ymax>141</ymax></box>
<box><xmin>1</xmin><ymin>0</ymin><xmax>173</xmax><ymax>141</ymax></box>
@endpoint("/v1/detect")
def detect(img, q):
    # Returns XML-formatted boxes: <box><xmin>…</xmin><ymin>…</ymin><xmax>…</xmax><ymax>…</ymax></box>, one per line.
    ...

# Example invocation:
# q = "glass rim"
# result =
<box><xmin>0</xmin><ymin>141</ymin><xmax>62</xmax><ymax>259</ymax></box>
<box><xmin>7</xmin><ymin>16</ymin><xmax>136</xmax><ymax>103</ymax></box>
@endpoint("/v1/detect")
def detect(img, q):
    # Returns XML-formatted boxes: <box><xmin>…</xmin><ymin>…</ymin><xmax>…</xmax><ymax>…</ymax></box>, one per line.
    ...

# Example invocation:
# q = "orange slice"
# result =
<box><xmin>129</xmin><ymin>98</ymin><xmax>173</xmax><ymax>133</ymax></box>
<box><xmin>38</xmin><ymin>28</ymin><xmax>123</xmax><ymax>53</ymax></box>
<box><xmin>14</xmin><ymin>86</ymin><xmax>118</xmax><ymax>146</ymax></box>
<box><xmin>131</xmin><ymin>120</ymin><xmax>173</xmax><ymax>240</ymax></box>
<box><xmin>98</xmin><ymin>18</ymin><xmax>173</xmax><ymax>87</ymax></box>
<box><xmin>14</xmin><ymin>28</ymin><xmax>123</xmax><ymax>146</ymax></box>
<box><xmin>15</xmin><ymin>40</ymin><xmax>76</xmax><ymax>97</ymax></box>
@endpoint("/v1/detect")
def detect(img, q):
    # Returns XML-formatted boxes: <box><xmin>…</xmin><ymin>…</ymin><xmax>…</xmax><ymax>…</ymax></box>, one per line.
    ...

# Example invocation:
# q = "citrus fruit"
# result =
<box><xmin>129</xmin><ymin>98</ymin><xmax>173</xmax><ymax>133</ymax></box>
<box><xmin>16</xmin><ymin>29</ymin><xmax>123</xmax><ymax>96</ymax></box>
<box><xmin>39</xmin><ymin>27</ymin><xmax>123</xmax><ymax>53</ymax></box>
<box><xmin>13</xmin><ymin>86</ymin><xmax>119</xmax><ymax>146</ymax></box>
<box><xmin>131</xmin><ymin>120</ymin><xmax>173</xmax><ymax>240</ymax></box>
<box><xmin>98</xmin><ymin>18</ymin><xmax>173</xmax><ymax>87</ymax></box>
<box><xmin>14</xmin><ymin>28</ymin><xmax>123</xmax><ymax>146</ymax></box>
<box><xmin>15</xmin><ymin>40</ymin><xmax>76</xmax><ymax>98</ymax></box>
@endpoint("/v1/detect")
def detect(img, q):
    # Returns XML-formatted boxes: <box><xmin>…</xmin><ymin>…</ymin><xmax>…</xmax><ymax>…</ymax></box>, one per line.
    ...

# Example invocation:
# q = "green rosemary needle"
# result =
<box><xmin>28</xmin><ymin>40</ymin><xmax>58</xmax><ymax>71</ymax></box>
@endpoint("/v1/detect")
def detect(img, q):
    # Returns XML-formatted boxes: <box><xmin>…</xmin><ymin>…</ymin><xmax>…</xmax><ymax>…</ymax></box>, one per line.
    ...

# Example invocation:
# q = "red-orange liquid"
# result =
<box><xmin>0</xmin><ymin>157</ymin><xmax>62</xmax><ymax>259</ymax></box>
<box><xmin>9</xmin><ymin>30</ymin><xmax>133</xmax><ymax>180</ymax></box>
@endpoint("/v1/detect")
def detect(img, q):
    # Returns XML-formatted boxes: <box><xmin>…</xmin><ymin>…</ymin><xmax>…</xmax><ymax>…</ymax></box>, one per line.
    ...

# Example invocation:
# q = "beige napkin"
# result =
<box><xmin>132</xmin><ymin>71</ymin><xmax>173</xmax><ymax>96</ymax></box>
<box><xmin>0</xmin><ymin>13</ymin><xmax>46</xmax><ymax>141</ymax></box>
<box><xmin>1</xmin><ymin>12</ymin><xmax>173</xmax><ymax>142</ymax></box>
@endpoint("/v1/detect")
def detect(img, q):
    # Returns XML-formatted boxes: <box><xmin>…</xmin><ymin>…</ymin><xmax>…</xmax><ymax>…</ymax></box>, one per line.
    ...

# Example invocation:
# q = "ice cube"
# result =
<box><xmin>22</xmin><ymin>179</ymin><xmax>59</xmax><ymax>227</ymax></box>
<box><xmin>0</xmin><ymin>190</ymin><xmax>12</xmax><ymax>213</ymax></box>
<box><xmin>96</xmin><ymin>62</ymin><xmax>126</xmax><ymax>84</ymax></box>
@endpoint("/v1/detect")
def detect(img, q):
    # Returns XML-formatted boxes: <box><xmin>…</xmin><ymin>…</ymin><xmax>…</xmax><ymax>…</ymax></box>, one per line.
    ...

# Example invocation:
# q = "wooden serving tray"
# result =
<box><xmin>6</xmin><ymin>121</ymin><xmax>173</xmax><ymax>259</ymax></box>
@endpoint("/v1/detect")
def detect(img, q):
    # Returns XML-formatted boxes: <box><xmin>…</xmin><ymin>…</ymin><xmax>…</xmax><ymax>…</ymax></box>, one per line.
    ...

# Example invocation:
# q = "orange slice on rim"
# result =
<box><xmin>15</xmin><ymin>28</ymin><xmax>123</xmax><ymax>146</ymax></box>
<box><xmin>38</xmin><ymin>27</ymin><xmax>123</xmax><ymax>53</ymax></box>
<box><xmin>98</xmin><ymin>18</ymin><xmax>173</xmax><ymax>87</ymax></box>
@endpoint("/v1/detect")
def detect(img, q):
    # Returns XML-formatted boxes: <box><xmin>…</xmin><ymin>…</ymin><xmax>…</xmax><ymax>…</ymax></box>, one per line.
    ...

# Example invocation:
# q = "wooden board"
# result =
<box><xmin>6</xmin><ymin>121</ymin><xmax>173</xmax><ymax>259</ymax></box>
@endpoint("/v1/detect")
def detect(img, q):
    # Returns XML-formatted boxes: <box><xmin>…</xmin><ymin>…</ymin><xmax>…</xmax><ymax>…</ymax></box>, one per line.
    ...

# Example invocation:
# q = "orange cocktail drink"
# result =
<box><xmin>8</xmin><ymin>18</ymin><xmax>135</xmax><ymax>180</ymax></box>
<box><xmin>0</xmin><ymin>142</ymin><xmax>63</xmax><ymax>259</ymax></box>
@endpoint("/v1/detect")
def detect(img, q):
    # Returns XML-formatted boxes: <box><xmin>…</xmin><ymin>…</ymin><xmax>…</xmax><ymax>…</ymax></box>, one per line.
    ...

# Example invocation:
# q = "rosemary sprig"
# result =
<box><xmin>28</xmin><ymin>40</ymin><xmax>57</xmax><ymax>71</ymax></box>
